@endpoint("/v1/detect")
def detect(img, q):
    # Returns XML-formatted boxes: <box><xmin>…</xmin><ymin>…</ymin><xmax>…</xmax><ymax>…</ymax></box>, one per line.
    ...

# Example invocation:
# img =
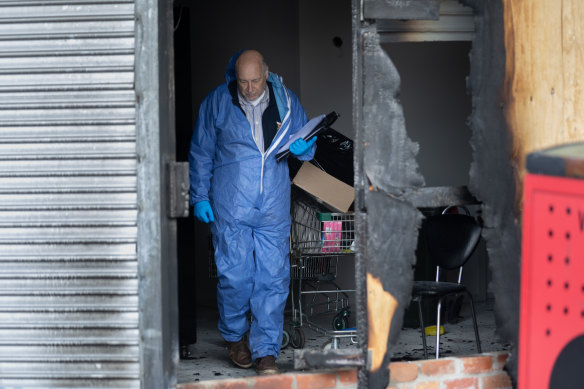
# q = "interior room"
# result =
<box><xmin>172</xmin><ymin>0</ymin><xmax>505</xmax><ymax>384</ymax></box>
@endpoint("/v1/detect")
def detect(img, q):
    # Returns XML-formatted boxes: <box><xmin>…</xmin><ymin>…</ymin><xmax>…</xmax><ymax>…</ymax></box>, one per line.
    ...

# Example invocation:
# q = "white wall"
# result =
<box><xmin>297</xmin><ymin>4</ymin><xmax>474</xmax><ymax>188</ymax></box>
<box><xmin>298</xmin><ymin>0</ymin><xmax>353</xmax><ymax>139</ymax></box>
<box><xmin>189</xmin><ymin>1</ymin><xmax>301</xmax><ymax>123</ymax></box>
<box><xmin>380</xmin><ymin>41</ymin><xmax>489</xmax><ymax>301</ymax></box>
<box><xmin>382</xmin><ymin>41</ymin><xmax>473</xmax><ymax>187</ymax></box>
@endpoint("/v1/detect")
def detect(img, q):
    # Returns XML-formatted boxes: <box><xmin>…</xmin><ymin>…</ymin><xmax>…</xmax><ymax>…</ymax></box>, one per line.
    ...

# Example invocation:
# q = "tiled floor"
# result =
<box><xmin>178</xmin><ymin>300</ymin><xmax>511</xmax><ymax>385</ymax></box>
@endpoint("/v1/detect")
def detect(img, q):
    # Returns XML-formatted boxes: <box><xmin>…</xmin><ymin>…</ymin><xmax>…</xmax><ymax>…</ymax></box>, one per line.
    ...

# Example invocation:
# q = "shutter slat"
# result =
<box><xmin>0</xmin><ymin>1</ymin><xmax>140</xmax><ymax>387</ymax></box>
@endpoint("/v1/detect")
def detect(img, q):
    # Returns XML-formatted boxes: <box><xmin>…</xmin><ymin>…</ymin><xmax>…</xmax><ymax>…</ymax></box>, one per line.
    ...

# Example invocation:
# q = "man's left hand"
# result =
<box><xmin>289</xmin><ymin>136</ymin><xmax>317</xmax><ymax>157</ymax></box>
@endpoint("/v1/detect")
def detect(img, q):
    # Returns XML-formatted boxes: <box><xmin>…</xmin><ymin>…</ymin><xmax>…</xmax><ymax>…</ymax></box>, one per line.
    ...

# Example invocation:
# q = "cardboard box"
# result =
<box><xmin>292</xmin><ymin>162</ymin><xmax>354</xmax><ymax>213</ymax></box>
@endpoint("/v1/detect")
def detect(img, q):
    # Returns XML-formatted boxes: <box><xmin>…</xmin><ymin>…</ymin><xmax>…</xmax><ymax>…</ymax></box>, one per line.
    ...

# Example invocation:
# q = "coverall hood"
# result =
<box><xmin>225</xmin><ymin>50</ymin><xmax>289</xmax><ymax>126</ymax></box>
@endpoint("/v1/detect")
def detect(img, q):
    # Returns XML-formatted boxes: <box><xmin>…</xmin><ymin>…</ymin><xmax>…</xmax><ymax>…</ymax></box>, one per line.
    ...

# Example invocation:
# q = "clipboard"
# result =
<box><xmin>275</xmin><ymin>111</ymin><xmax>340</xmax><ymax>162</ymax></box>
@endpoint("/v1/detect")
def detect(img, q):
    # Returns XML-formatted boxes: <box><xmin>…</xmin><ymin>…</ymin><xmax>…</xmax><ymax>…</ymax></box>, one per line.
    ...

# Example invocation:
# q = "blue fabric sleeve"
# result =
<box><xmin>188</xmin><ymin>92</ymin><xmax>217</xmax><ymax>205</ymax></box>
<box><xmin>286</xmin><ymin>89</ymin><xmax>314</xmax><ymax>161</ymax></box>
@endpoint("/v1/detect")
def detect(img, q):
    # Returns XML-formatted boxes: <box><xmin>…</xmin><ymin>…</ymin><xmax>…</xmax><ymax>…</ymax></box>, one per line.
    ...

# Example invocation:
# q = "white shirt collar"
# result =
<box><xmin>248</xmin><ymin>90</ymin><xmax>266</xmax><ymax>107</ymax></box>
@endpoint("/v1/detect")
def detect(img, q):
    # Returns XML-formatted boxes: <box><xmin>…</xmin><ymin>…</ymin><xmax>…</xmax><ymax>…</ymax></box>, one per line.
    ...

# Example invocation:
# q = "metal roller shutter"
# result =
<box><xmin>0</xmin><ymin>1</ymin><xmax>140</xmax><ymax>387</ymax></box>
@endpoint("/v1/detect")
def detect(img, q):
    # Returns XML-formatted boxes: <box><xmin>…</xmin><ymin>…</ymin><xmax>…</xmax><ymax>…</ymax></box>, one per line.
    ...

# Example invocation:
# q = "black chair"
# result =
<box><xmin>411</xmin><ymin>207</ymin><xmax>483</xmax><ymax>359</ymax></box>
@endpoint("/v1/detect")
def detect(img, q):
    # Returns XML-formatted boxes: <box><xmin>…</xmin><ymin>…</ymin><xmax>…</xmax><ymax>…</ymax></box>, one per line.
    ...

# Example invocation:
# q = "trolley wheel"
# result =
<box><xmin>332</xmin><ymin>314</ymin><xmax>349</xmax><ymax>331</ymax></box>
<box><xmin>290</xmin><ymin>327</ymin><xmax>305</xmax><ymax>349</ymax></box>
<box><xmin>282</xmin><ymin>329</ymin><xmax>290</xmax><ymax>349</ymax></box>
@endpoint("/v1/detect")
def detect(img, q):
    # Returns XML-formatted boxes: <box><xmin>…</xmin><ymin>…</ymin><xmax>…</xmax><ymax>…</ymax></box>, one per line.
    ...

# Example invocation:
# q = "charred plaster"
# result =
<box><xmin>352</xmin><ymin>2</ymin><xmax>369</xmax><ymax>387</ymax></box>
<box><xmin>366</xmin><ymin>191</ymin><xmax>422</xmax><ymax>353</ymax></box>
<box><xmin>354</xmin><ymin>1</ymin><xmax>520</xmax><ymax>388</ymax></box>
<box><xmin>362</xmin><ymin>31</ymin><xmax>425</xmax><ymax>192</ymax></box>
<box><xmin>463</xmin><ymin>0</ymin><xmax>520</xmax><ymax>384</ymax></box>
<box><xmin>360</xmin><ymin>26</ymin><xmax>425</xmax><ymax>389</ymax></box>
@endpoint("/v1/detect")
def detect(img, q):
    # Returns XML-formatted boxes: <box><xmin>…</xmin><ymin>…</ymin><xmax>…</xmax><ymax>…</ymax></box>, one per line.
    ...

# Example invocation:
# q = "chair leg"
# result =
<box><xmin>436</xmin><ymin>298</ymin><xmax>443</xmax><ymax>359</ymax></box>
<box><xmin>467</xmin><ymin>292</ymin><xmax>482</xmax><ymax>354</ymax></box>
<box><xmin>417</xmin><ymin>298</ymin><xmax>428</xmax><ymax>359</ymax></box>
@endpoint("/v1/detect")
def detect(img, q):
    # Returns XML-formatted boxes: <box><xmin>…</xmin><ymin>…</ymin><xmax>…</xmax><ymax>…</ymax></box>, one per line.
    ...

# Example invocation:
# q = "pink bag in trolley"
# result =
<box><xmin>321</xmin><ymin>221</ymin><xmax>342</xmax><ymax>253</ymax></box>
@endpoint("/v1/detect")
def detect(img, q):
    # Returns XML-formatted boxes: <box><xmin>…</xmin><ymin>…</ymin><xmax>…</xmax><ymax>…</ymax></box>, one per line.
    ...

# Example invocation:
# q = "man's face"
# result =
<box><xmin>236</xmin><ymin>60</ymin><xmax>268</xmax><ymax>101</ymax></box>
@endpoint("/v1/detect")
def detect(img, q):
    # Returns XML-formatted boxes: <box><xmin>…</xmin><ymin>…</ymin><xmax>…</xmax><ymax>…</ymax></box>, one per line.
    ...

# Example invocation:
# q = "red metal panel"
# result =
<box><xmin>520</xmin><ymin>173</ymin><xmax>584</xmax><ymax>389</ymax></box>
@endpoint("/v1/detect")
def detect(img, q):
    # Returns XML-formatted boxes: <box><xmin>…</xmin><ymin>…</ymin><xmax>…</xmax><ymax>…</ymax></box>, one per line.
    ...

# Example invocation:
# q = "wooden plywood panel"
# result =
<box><xmin>504</xmin><ymin>0</ymin><xmax>584</xmax><ymax>199</ymax></box>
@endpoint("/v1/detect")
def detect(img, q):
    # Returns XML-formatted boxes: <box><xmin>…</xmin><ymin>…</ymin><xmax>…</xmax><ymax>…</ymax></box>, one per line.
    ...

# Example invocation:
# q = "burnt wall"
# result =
<box><xmin>355</xmin><ymin>0</ymin><xmax>523</xmax><ymax>387</ymax></box>
<box><xmin>356</xmin><ymin>27</ymin><xmax>425</xmax><ymax>389</ymax></box>
<box><xmin>463</xmin><ymin>0</ymin><xmax>520</xmax><ymax>384</ymax></box>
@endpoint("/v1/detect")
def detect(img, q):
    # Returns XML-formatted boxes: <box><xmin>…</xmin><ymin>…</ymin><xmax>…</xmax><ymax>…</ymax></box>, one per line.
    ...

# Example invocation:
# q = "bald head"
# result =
<box><xmin>235</xmin><ymin>50</ymin><xmax>269</xmax><ymax>102</ymax></box>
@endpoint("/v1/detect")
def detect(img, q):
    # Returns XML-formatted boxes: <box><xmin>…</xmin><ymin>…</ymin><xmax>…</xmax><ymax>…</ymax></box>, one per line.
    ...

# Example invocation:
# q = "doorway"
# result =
<box><xmin>172</xmin><ymin>0</ymin><xmax>497</xmax><ymax>384</ymax></box>
<box><xmin>172</xmin><ymin>0</ymin><xmax>354</xmax><ymax>383</ymax></box>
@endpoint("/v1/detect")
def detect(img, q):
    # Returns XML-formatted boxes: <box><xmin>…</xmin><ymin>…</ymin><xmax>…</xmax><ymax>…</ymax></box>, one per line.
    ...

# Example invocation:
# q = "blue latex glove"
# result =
<box><xmin>194</xmin><ymin>200</ymin><xmax>215</xmax><ymax>223</ymax></box>
<box><xmin>289</xmin><ymin>136</ymin><xmax>317</xmax><ymax>157</ymax></box>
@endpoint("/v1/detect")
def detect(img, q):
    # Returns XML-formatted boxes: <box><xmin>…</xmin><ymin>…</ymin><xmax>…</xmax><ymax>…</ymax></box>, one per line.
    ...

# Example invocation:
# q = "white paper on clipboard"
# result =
<box><xmin>275</xmin><ymin>112</ymin><xmax>339</xmax><ymax>162</ymax></box>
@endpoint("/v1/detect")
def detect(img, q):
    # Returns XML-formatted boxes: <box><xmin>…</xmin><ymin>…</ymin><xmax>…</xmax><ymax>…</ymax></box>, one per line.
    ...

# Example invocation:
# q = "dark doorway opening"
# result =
<box><xmin>173</xmin><ymin>5</ymin><xmax>198</xmax><ymax>351</ymax></box>
<box><xmin>171</xmin><ymin>1</ymin><xmax>503</xmax><ymax>385</ymax></box>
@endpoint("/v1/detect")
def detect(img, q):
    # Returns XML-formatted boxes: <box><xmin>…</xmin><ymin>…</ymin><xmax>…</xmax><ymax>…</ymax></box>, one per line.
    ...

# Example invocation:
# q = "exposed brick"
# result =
<box><xmin>443</xmin><ymin>377</ymin><xmax>479</xmax><ymax>389</ymax></box>
<box><xmin>495</xmin><ymin>353</ymin><xmax>509</xmax><ymax>370</ymax></box>
<box><xmin>195</xmin><ymin>378</ymin><xmax>248</xmax><ymax>389</ymax></box>
<box><xmin>296</xmin><ymin>372</ymin><xmax>337</xmax><ymax>389</ymax></box>
<box><xmin>416</xmin><ymin>382</ymin><xmax>439</xmax><ymax>389</ymax></box>
<box><xmin>387</xmin><ymin>384</ymin><xmax>415</xmax><ymax>389</ymax></box>
<box><xmin>481</xmin><ymin>372</ymin><xmax>513</xmax><ymax>389</ymax></box>
<box><xmin>389</xmin><ymin>362</ymin><xmax>418</xmax><ymax>382</ymax></box>
<box><xmin>253</xmin><ymin>374</ymin><xmax>294</xmax><ymax>389</ymax></box>
<box><xmin>461</xmin><ymin>355</ymin><xmax>493</xmax><ymax>374</ymax></box>
<box><xmin>338</xmin><ymin>369</ymin><xmax>358</xmax><ymax>385</ymax></box>
<box><xmin>420</xmin><ymin>359</ymin><xmax>456</xmax><ymax>376</ymax></box>
<box><xmin>398</xmin><ymin>384</ymin><xmax>416</xmax><ymax>389</ymax></box>
<box><xmin>178</xmin><ymin>354</ymin><xmax>514</xmax><ymax>389</ymax></box>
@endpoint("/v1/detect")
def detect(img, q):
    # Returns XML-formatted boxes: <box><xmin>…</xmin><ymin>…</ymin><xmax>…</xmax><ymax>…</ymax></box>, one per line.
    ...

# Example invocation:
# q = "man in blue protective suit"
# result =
<box><xmin>188</xmin><ymin>49</ymin><xmax>316</xmax><ymax>375</ymax></box>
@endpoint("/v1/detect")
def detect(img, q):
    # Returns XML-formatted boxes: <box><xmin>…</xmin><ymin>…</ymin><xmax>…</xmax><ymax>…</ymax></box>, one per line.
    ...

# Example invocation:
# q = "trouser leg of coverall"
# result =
<box><xmin>248</xmin><ymin>223</ymin><xmax>290</xmax><ymax>361</ymax></box>
<box><xmin>213</xmin><ymin>223</ymin><xmax>255</xmax><ymax>343</ymax></box>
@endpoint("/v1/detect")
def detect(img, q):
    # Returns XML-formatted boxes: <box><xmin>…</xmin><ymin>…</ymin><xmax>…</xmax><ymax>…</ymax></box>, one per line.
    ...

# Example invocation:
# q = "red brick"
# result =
<box><xmin>495</xmin><ymin>353</ymin><xmax>510</xmax><ymax>370</ymax></box>
<box><xmin>253</xmin><ymin>374</ymin><xmax>294</xmax><ymax>389</ymax></box>
<box><xmin>199</xmin><ymin>378</ymin><xmax>248</xmax><ymax>389</ymax></box>
<box><xmin>416</xmin><ymin>382</ymin><xmax>439</xmax><ymax>389</ymax></box>
<box><xmin>461</xmin><ymin>355</ymin><xmax>493</xmax><ymax>374</ymax></box>
<box><xmin>481</xmin><ymin>372</ymin><xmax>513</xmax><ymax>389</ymax></box>
<box><xmin>338</xmin><ymin>369</ymin><xmax>358</xmax><ymax>385</ymax></box>
<box><xmin>296</xmin><ymin>372</ymin><xmax>337</xmax><ymax>389</ymax></box>
<box><xmin>420</xmin><ymin>359</ymin><xmax>456</xmax><ymax>376</ymax></box>
<box><xmin>443</xmin><ymin>377</ymin><xmax>479</xmax><ymax>389</ymax></box>
<box><xmin>389</xmin><ymin>362</ymin><xmax>418</xmax><ymax>382</ymax></box>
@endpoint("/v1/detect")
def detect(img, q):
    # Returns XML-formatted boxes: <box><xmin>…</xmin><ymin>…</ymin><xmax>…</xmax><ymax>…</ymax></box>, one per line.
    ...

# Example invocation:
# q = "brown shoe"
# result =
<box><xmin>227</xmin><ymin>339</ymin><xmax>252</xmax><ymax>368</ymax></box>
<box><xmin>256</xmin><ymin>355</ymin><xmax>280</xmax><ymax>375</ymax></box>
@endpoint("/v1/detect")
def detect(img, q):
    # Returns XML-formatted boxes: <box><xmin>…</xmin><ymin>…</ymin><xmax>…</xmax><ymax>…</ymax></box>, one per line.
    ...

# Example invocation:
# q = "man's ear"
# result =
<box><xmin>264</xmin><ymin>66</ymin><xmax>269</xmax><ymax>79</ymax></box>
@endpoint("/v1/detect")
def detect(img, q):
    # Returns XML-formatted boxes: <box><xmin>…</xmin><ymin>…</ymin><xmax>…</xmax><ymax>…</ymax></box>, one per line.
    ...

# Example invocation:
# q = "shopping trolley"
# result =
<box><xmin>282</xmin><ymin>199</ymin><xmax>358</xmax><ymax>350</ymax></box>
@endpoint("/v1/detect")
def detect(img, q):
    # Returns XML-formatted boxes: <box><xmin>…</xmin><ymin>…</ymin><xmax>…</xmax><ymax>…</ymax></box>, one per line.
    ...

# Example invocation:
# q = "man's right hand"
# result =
<box><xmin>289</xmin><ymin>136</ymin><xmax>317</xmax><ymax>157</ymax></box>
<box><xmin>194</xmin><ymin>200</ymin><xmax>215</xmax><ymax>223</ymax></box>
